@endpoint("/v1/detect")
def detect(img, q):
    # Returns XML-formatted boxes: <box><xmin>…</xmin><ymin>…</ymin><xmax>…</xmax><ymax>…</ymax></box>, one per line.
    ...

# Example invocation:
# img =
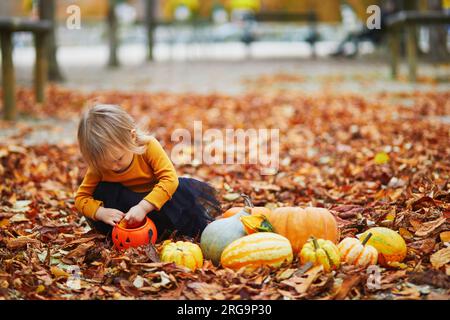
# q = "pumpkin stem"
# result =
<box><xmin>361</xmin><ymin>232</ymin><xmax>373</xmax><ymax>246</ymax></box>
<box><xmin>311</xmin><ymin>237</ymin><xmax>320</xmax><ymax>251</ymax></box>
<box><xmin>240</xmin><ymin>194</ymin><xmax>254</xmax><ymax>208</ymax></box>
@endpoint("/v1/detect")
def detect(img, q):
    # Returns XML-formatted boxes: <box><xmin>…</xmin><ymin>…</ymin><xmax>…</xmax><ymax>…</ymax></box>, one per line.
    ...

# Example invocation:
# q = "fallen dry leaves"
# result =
<box><xmin>0</xmin><ymin>83</ymin><xmax>449</xmax><ymax>300</ymax></box>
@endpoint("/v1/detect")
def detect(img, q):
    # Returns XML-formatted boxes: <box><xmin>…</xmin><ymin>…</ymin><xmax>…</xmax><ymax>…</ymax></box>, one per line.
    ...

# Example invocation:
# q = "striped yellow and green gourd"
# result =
<box><xmin>220</xmin><ymin>232</ymin><xmax>293</xmax><ymax>271</ymax></box>
<box><xmin>357</xmin><ymin>227</ymin><xmax>407</xmax><ymax>266</ymax></box>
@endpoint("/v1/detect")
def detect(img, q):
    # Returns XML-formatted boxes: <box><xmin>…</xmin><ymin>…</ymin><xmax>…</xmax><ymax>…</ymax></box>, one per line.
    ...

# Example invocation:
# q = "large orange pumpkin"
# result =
<box><xmin>267</xmin><ymin>207</ymin><xmax>339</xmax><ymax>254</ymax></box>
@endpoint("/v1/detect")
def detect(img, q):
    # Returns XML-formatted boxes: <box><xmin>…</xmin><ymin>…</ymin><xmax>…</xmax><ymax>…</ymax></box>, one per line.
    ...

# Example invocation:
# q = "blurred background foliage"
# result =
<box><xmin>9</xmin><ymin>0</ymin><xmax>440</xmax><ymax>22</ymax></box>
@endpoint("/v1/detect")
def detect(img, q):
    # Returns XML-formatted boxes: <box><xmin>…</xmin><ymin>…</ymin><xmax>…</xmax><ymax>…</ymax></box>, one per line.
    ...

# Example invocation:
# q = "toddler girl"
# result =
<box><xmin>75</xmin><ymin>104</ymin><xmax>221</xmax><ymax>240</ymax></box>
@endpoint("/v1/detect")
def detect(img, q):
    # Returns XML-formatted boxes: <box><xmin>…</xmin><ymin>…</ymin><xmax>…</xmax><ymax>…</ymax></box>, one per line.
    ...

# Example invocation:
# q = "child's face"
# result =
<box><xmin>103</xmin><ymin>148</ymin><xmax>134</xmax><ymax>173</ymax></box>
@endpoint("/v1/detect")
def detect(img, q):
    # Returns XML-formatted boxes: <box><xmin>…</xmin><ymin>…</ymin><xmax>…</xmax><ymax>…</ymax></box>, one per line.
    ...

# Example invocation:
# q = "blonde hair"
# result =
<box><xmin>78</xmin><ymin>104</ymin><xmax>153</xmax><ymax>172</ymax></box>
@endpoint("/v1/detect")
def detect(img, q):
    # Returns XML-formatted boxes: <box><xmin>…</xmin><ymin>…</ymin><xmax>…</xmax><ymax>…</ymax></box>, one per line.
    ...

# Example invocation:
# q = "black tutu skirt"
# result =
<box><xmin>86</xmin><ymin>177</ymin><xmax>221</xmax><ymax>240</ymax></box>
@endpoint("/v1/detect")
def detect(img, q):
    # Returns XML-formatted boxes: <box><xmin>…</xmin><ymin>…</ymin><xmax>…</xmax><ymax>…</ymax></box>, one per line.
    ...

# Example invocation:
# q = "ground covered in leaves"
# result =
<box><xmin>0</xmin><ymin>84</ymin><xmax>449</xmax><ymax>300</ymax></box>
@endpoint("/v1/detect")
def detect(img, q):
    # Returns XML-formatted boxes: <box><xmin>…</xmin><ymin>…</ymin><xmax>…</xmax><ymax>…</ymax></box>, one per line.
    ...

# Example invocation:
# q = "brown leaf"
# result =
<box><xmin>410</xmin><ymin>196</ymin><xmax>437</xmax><ymax>210</ymax></box>
<box><xmin>118</xmin><ymin>279</ymin><xmax>142</xmax><ymax>297</ymax></box>
<box><xmin>143</xmin><ymin>243</ymin><xmax>161</xmax><ymax>263</ymax></box>
<box><xmin>331</xmin><ymin>205</ymin><xmax>364</xmax><ymax>219</ymax></box>
<box><xmin>281</xmin><ymin>265</ymin><xmax>323</xmax><ymax>295</ymax></box>
<box><xmin>64</xmin><ymin>241</ymin><xmax>95</xmax><ymax>262</ymax></box>
<box><xmin>399</xmin><ymin>227</ymin><xmax>414</xmax><ymax>240</ymax></box>
<box><xmin>379</xmin><ymin>270</ymin><xmax>407</xmax><ymax>290</ymax></box>
<box><xmin>430</xmin><ymin>247</ymin><xmax>450</xmax><ymax>270</ymax></box>
<box><xmin>307</xmin><ymin>274</ymin><xmax>334</xmax><ymax>298</ymax></box>
<box><xmin>62</xmin><ymin>235</ymin><xmax>105</xmax><ymax>249</ymax></box>
<box><xmin>187</xmin><ymin>282</ymin><xmax>225</xmax><ymax>299</ymax></box>
<box><xmin>415</xmin><ymin>217</ymin><xmax>446</xmax><ymax>237</ymax></box>
<box><xmin>334</xmin><ymin>275</ymin><xmax>362</xmax><ymax>300</ymax></box>
<box><xmin>6</xmin><ymin>234</ymin><xmax>40</xmax><ymax>249</ymax></box>
<box><xmin>392</xmin><ymin>286</ymin><xmax>421</xmax><ymax>300</ymax></box>
<box><xmin>409</xmin><ymin>238</ymin><xmax>436</xmax><ymax>255</ymax></box>
<box><xmin>427</xmin><ymin>292</ymin><xmax>450</xmax><ymax>300</ymax></box>
<box><xmin>250</xmin><ymin>181</ymin><xmax>281</xmax><ymax>192</ymax></box>
<box><xmin>275</xmin><ymin>268</ymin><xmax>296</xmax><ymax>281</ymax></box>
<box><xmin>408</xmin><ymin>270</ymin><xmax>450</xmax><ymax>289</ymax></box>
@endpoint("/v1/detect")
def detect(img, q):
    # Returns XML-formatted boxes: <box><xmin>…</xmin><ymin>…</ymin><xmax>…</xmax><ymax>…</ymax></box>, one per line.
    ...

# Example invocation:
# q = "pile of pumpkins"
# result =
<box><xmin>159</xmin><ymin>195</ymin><xmax>407</xmax><ymax>272</ymax></box>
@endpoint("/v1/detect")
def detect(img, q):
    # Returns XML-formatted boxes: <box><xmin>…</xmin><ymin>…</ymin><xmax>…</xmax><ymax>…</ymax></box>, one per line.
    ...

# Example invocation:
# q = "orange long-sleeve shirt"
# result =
<box><xmin>75</xmin><ymin>137</ymin><xmax>179</xmax><ymax>220</ymax></box>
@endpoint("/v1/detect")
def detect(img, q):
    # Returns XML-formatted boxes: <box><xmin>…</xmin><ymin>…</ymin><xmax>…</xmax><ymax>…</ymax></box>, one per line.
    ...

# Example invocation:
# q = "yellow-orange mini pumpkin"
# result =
<box><xmin>357</xmin><ymin>227</ymin><xmax>407</xmax><ymax>266</ymax></box>
<box><xmin>160</xmin><ymin>241</ymin><xmax>203</xmax><ymax>271</ymax></box>
<box><xmin>112</xmin><ymin>217</ymin><xmax>157</xmax><ymax>250</ymax></box>
<box><xmin>240</xmin><ymin>213</ymin><xmax>274</xmax><ymax>234</ymax></box>
<box><xmin>300</xmin><ymin>237</ymin><xmax>340</xmax><ymax>272</ymax></box>
<box><xmin>267</xmin><ymin>207</ymin><xmax>339</xmax><ymax>254</ymax></box>
<box><xmin>338</xmin><ymin>233</ymin><xmax>378</xmax><ymax>268</ymax></box>
<box><xmin>221</xmin><ymin>232</ymin><xmax>293</xmax><ymax>271</ymax></box>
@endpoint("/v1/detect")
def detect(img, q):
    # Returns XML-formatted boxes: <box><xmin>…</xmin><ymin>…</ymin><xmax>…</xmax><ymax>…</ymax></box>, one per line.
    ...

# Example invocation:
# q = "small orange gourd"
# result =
<box><xmin>338</xmin><ymin>233</ymin><xmax>378</xmax><ymax>268</ymax></box>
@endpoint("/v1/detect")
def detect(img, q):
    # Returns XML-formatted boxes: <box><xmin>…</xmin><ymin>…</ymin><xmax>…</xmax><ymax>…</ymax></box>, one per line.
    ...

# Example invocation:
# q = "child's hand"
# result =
<box><xmin>95</xmin><ymin>207</ymin><xmax>125</xmax><ymax>226</ymax></box>
<box><xmin>124</xmin><ymin>205</ymin><xmax>148</xmax><ymax>227</ymax></box>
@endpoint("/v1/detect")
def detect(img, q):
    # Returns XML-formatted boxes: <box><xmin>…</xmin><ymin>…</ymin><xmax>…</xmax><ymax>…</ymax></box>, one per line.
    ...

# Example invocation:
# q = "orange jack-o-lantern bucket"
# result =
<box><xmin>112</xmin><ymin>217</ymin><xmax>158</xmax><ymax>250</ymax></box>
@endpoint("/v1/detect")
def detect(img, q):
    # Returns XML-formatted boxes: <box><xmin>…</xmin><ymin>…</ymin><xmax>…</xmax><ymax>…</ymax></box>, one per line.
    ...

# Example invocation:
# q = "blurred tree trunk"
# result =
<box><xmin>427</xmin><ymin>0</ymin><xmax>448</xmax><ymax>61</ymax></box>
<box><xmin>403</xmin><ymin>0</ymin><xmax>418</xmax><ymax>10</ymax></box>
<box><xmin>402</xmin><ymin>0</ymin><xmax>421</xmax><ymax>56</ymax></box>
<box><xmin>38</xmin><ymin>0</ymin><xmax>64</xmax><ymax>82</ymax></box>
<box><xmin>107</xmin><ymin>0</ymin><xmax>119</xmax><ymax>67</ymax></box>
<box><xmin>145</xmin><ymin>0</ymin><xmax>156</xmax><ymax>61</ymax></box>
